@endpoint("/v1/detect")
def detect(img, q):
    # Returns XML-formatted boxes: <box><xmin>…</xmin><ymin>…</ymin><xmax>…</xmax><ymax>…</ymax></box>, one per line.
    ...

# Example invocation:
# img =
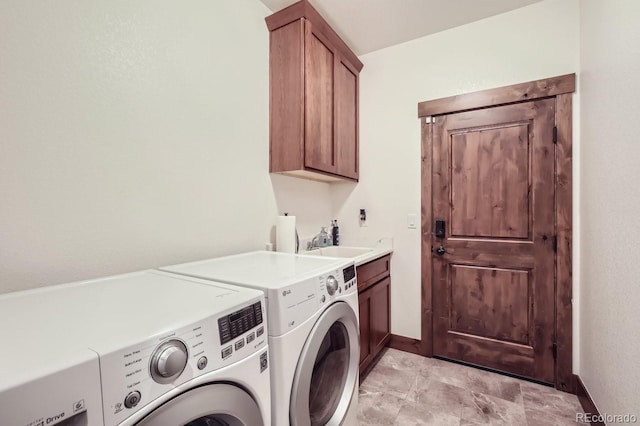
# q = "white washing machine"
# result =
<box><xmin>160</xmin><ymin>251</ymin><xmax>360</xmax><ymax>426</ymax></box>
<box><xmin>0</xmin><ymin>285</ymin><xmax>105</xmax><ymax>426</ymax></box>
<box><xmin>0</xmin><ymin>270</ymin><xmax>272</xmax><ymax>426</ymax></box>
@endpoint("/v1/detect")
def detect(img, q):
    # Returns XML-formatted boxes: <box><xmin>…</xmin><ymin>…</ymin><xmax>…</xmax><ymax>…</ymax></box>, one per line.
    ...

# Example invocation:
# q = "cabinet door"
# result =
<box><xmin>370</xmin><ymin>277</ymin><xmax>391</xmax><ymax>358</ymax></box>
<box><xmin>304</xmin><ymin>20</ymin><xmax>336</xmax><ymax>174</ymax></box>
<box><xmin>335</xmin><ymin>57</ymin><xmax>358</xmax><ymax>179</ymax></box>
<box><xmin>358</xmin><ymin>289</ymin><xmax>372</xmax><ymax>371</ymax></box>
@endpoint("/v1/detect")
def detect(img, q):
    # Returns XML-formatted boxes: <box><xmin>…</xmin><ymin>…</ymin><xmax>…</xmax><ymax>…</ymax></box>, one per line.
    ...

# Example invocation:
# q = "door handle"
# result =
<box><xmin>434</xmin><ymin>246</ymin><xmax>446</xmax><ymax>256</ymax></box>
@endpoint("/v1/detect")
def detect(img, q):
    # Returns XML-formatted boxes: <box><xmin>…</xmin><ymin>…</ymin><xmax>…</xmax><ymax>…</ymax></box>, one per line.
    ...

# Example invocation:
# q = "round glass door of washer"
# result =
<box><xmin>290</xmin><ymin>301</ymin><xmax>359</xmax><ymax>426</ymax></box>
<box><xmin>135</xmin><ymin>383</ymin><xmax>263</xmax><ymax>426</ymax></box>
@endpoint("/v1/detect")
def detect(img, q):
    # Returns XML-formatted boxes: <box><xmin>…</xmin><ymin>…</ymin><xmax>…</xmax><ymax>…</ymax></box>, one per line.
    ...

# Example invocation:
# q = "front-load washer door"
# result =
<box><xmin>290</xmin><ymin>301</ymin><xmax>359</xmax><ymax>426</ymax></box>
<box><xmin>135</xmin><ymin>383</ymin><xmax>263</xmax><ymax>426</ymax></box>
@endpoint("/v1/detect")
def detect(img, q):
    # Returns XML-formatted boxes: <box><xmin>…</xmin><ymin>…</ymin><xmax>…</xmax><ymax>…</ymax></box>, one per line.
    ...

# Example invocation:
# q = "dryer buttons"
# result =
<box><xmin>260</xmin><ymin>351</ymin><xmax>268</xmax><ymax>373</ymax></box>
<box><xmin>235</xmin><ymin>339</ymin><xmax>245</xmax><ymax>351</ymax></box>
<box><xmin>197</xmin><ymin>356</ymin><xmax>208</xmax><ymax>370</ymax></box>
<box><xmin>246</xmin><ymin>332</ymin><xmax>256</xmax><ymax>344</ymax></box>
<box><xmin>124</xmin><ymin>391</ymin><xmax>141</xmax><ymax>409</ymax></box>
<box><xmin>221</xmin><ymin>346</ymin><xmax>232</xmax><ymax>359</ymax></box>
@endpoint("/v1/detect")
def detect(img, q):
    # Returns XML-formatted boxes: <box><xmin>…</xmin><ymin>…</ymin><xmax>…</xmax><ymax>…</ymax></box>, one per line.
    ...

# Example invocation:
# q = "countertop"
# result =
<box><xmin>352</xmin><ymin>247</ymin><xmax>393</xmax><ymax>267</ymax></box>
<box><xmin>301</xmin><ymin>237</ymin><xmax>393</xmax><ymax>267</ymax></box>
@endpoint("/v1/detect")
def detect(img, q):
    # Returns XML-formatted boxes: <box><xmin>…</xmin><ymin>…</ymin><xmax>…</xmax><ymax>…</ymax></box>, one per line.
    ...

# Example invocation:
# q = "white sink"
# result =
<box><xmin>305</xmin><ymin>246</ymin><xmax>373</xmax><ymax>258</ymax></box>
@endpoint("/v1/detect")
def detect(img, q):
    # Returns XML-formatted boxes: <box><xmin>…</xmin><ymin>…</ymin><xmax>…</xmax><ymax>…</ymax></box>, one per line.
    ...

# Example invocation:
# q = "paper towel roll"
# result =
<box><xmin>276</xmin><ymin>215</ymin><xmax>297</xmax><ymax>253</ymax></box>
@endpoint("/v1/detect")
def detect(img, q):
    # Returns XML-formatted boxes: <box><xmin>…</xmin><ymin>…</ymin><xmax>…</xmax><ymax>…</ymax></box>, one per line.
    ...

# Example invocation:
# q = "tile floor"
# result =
<box><xmin>358</xmin><ymin>348</ymin><xmax>587</xmax><ymax>425</ymax></box>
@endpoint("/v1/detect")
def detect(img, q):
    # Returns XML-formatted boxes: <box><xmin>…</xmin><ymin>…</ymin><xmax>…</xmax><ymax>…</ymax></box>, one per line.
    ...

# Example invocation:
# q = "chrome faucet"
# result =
<box><xmin>307</xmin><ymin>236</ymin><xmax>320</xmax><ymax>250</ymax></box>
<box><xmin>308</xmin><ymin>227</ymin><xmax>329</xmax><ymax>250</ymax></box>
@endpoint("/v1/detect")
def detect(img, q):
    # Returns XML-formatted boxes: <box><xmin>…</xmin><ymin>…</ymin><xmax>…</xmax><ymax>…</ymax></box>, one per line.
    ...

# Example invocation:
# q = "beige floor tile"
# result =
<box><xmin>460</xmin><ymin>391</ymin><xmax>527</xmax><ymax>425</ymax></box>
<box><xmin>521</xmin><ymin>381</ymin><xmax>584</xmax><ymax>421</ymax></box>
<box><xmin>417</xmin><ymin>357</ymin><xmax>471</xmax><ymax>389</ymax></box>
<box><xmin>357</xmin><ymin>387</ymin><xmax>404</xmax><ymax>426</ymax></box>
<box><xmin>360</xmin><ymin>360</ymin><xmax>418</xmax><ymax>399</ymax></box>
<box><xmin>525</xmin><ymin>406</ymin><xmax>589</xmax><ymax>425</ymax></box>
<box><xmin>376</xmin><ymin>348</ymin><xmax>429</xmax><ymax>371</ymax></box>
<box><xmin>357</xmin><ymin>349</ymin><xmax>584</xmax><ymax>426</ymax></box>
<box><xmin>393</xmin><ymin>400</ymin><xmax>460</xmax><ymax>426</ymax></box>
<box><xmin>464</xmin><ymin>367</ymin><xmax>523</xmax><ymax>404</ymax></box>
<box><xmin>405</xmin><ymin>377</ymin><xmax>470</xmax><ymax>417</ymax></box>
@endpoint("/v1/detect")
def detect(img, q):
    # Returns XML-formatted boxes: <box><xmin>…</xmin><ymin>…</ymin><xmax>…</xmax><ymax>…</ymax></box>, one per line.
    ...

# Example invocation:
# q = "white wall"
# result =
<box><xmin>580</xmin><ymin>0</ymin><xmax>640</xmax><ymax>415</ymax></box>
<box><xmin>0</xmin><ymin>0</ymin><xmax>330</xmax><ymax>293</ymax></box>
<box><xmin>271</xmin><ymin>174</ymin><xmax>333</xmax><ymax>243</ymax></box>
<box><xmin>335</xmin><ymin>0</ymin><xmax>580</xmax><ymax>347</ymax></box>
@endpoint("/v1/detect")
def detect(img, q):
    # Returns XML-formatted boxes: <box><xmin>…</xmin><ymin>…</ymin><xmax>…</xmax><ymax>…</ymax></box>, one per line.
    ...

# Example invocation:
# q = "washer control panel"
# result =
<box><xmin>343</xmin><ymin>264</ymin><xmax>356</xmax><ymax>284</ymax></box>
<box><xmin>149</xmin><ymin>339</ymin><xmax>188</xmax><ymax>384</ymax></box>
<box><xmin>218</xmin><ymin>301</ymin><xmax>263</xmax><ymax>344</ymax></box>
<box><xmin>97</xmin><ymin>297</ymin><xmax>267</xmax><ymax>426</ymax></box>
<box><xmin>318</xmin><ymin>264</ymin><xmax>357</xmax><ymax>305</ymax></box>
<box><xmin>267</xmin><ymin>261</ymin><xmax>356</xmax><ymax>336</ymax></box>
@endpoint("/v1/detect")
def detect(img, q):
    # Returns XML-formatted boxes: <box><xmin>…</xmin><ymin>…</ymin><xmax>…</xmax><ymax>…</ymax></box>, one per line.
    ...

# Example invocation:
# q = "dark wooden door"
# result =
<box><xmin>431</xmin><ymin>99</ymin><xmax>556</xmax><ymax>383</ymax></box>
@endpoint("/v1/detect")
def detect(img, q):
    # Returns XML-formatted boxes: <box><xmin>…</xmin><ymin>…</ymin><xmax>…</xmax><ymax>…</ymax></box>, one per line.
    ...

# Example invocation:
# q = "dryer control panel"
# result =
<box><xmin>317</xmin><ymin>264</ymin><xmax>358</xmax><ymax>304</ymax></box>
<box><xmin>96</xmin><ymin>297</ymin><xmax>267</xmax><ymax>426</ymax></box>
<box><xmin>266</xmin><ymin>262</ymin><xmax>357</xmax><ymax>336</ymax></box>
<box><xmin>218</xmin><ymin>301</ymin><xmax>263</xmax><ymax>344</ymax></box>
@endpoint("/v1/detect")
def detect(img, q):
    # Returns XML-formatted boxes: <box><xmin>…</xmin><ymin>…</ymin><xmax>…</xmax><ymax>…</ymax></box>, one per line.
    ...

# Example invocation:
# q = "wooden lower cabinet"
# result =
<box><xmin>358</xmin><ymin>290</ymin><xmax>373</xmax><ymax>368</ymax></box>
<box><xmin>370</xmin><ymin>277</ymin><xmax>391</xmax><ymax>357</ymax></box>
<box><xmin>357</xmin><ymin>256</ymin><xmax>391</xmax><ymax>376</ymax></box>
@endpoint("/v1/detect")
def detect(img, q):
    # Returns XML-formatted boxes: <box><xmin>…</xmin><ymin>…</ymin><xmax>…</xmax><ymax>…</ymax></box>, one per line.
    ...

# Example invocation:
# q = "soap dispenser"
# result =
<box><xmin>319</xmin><ymin>227</ymin><xmax>329</xmax><ymax>247</ymax></box>
<box><xmin>331</xmin><ymin>220</ymin><xmax>340</xmax><ymax>246</ymax></box>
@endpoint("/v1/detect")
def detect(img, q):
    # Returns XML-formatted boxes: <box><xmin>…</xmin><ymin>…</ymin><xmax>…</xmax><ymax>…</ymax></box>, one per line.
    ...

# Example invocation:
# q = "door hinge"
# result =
<box><xmin>553</xmin><ymin>126</ymin><xmax>558</xmax><ymax>144</ymax></box>
<box><xmin>553</xmin><ymin>235</ymin><xmax>558</xmax><ymax>253</ymax></box>
<box><xmin>552</xmin><ymin>342</ymin><xmax>558</xmax><ymax>360</ymax></box>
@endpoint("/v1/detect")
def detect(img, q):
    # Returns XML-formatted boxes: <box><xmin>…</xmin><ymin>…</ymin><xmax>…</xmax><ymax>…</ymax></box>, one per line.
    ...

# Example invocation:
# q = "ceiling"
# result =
<box><xmin>259</xmin><ymin>0</ymin><xmax>544</xmax><ymax>55</ymax></box>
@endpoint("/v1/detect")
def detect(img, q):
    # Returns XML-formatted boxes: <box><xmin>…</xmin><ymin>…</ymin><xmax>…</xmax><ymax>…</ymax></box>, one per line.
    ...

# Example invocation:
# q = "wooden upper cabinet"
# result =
<box><xmin>335</xmin><ymin>57</ymin><xmax>358</xmax><ymax>179</ymax></box>
<box><xmin>266</xmin><ymin>0</ymin><xmax>363</xmax><ymax>182</ymax></box>
<box><xmin>304</xmin><ymin>22</ymin><xmax>336</xmax><ymax>174</ymax></box>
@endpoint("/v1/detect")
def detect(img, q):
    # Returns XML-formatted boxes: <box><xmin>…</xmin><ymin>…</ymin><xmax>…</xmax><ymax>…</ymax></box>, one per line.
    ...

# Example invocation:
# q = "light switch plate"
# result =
<box><xmin>407</xmin><ymin>214</ymin><xmax>417</xmax><ymax>229</ymax></box>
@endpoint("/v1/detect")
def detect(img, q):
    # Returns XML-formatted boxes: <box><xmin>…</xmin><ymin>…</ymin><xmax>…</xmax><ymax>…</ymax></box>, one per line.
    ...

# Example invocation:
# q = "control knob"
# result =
<box><xmin>150</xmin><ymin>339</ymin><xmax>188</xmax><ymax>384</ymax></box>
<box><xmin>326</xmin><ymin>275</ymin><xmax>339</xmax><ymax>296</ymax></box>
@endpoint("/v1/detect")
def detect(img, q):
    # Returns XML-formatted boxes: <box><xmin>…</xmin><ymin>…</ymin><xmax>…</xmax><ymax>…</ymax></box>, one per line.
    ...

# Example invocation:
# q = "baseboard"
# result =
<box><xmin>575</xmin><ymin>375</ymin><xmax>605</xmax><ymax>426</ymax></box>
<box><xmin>389</xmin><ymin>334</ymin><xmax>424</xmax><ymax>356</ymax></box>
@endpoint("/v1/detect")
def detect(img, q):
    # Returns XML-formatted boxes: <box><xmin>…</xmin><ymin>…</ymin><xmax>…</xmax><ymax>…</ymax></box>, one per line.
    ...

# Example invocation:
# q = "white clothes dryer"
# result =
<box><xmin>0</xmin><ymin>286</ymin><xmax>104</xmax><ymax>426</ymax></box>
<box><xmin>160</xmin><ymin>251</ymin><xmax>360</xmax><ymax>426</ymax></box>
<box><xmin>0</xmin><ymin>270</ymin><xmax>272</xmax><ymax>426</ymax></box>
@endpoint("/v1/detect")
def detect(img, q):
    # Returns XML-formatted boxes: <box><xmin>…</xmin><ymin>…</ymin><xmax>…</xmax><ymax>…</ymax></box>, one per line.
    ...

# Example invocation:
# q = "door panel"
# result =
<box><xmin>450</xmin><ymin>124</ymin><xmax>530</xmax><ymax>239</ymax></box>
<box><xmin>432</xmin><ymin>99</ymin><xmax>555</xmax><ymax>383</ymax></box>
<box><xmin>450</xmin><ymin>265</ymin><xmax>530</xmax><ymax>344</ymax></box>
<box><xmin>304</xmin><ymin>21</ymin><xmax>336</xmax><ymax>173</ymax></box>
<box><xmin>370</xmin><ymin>277</ymin><xmax>390</xmax><ymax>355</ymax></box>
<box><xmin>335</xmin><ymin>59</ymin><xmax>358</xmax><ymax>179</ymax></box>
<box><xmin>358</xmin><ymin>290</ymin><xmax>372</xmax><ymax>367</ymax></box>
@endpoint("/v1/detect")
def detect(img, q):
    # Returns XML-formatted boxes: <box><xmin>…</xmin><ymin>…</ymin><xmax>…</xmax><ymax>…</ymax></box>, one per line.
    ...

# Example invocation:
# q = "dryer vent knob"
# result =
<box><xmin>150</xmin><ymin>339</ymin><xmax>188</xmax><ymax>383</ymax></box>
<box><xmin>326</xmin><ymin>275</ymin><xmax>339</xmax><ymax>295</ymax></box>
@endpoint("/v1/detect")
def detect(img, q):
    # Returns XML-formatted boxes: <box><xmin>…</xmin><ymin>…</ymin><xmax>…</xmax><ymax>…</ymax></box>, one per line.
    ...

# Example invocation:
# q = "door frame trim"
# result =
<box><xmin>417</xmin><ymin>74</ymin><xmax>576</xmax><ymax>392</ymax></box>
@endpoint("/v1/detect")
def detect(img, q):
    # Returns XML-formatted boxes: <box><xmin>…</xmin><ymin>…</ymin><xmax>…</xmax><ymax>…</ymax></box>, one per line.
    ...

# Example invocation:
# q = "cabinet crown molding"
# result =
<box><xmin>265</xmin><ymin>0</ymin><xmax>363</xmax><ymax>72</ymax></box>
